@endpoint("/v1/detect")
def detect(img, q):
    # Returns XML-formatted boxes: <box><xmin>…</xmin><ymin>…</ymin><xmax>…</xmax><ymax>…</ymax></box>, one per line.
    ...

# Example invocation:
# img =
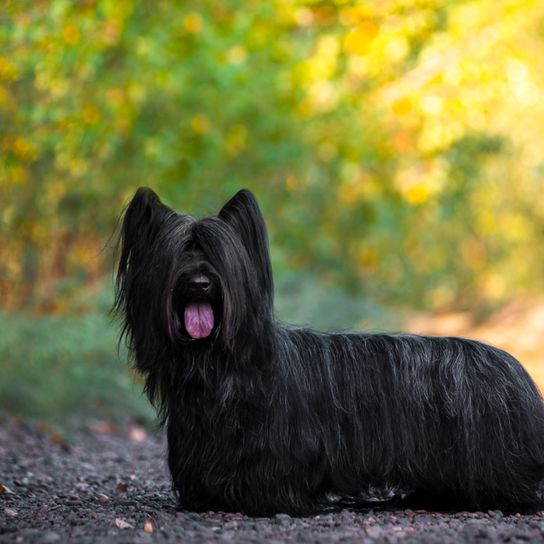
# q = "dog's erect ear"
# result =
<box><xmin>113</xmin><ymin>188</ymin><xmax>177</xmax><ymax>370</ymax></box>
<box><xmin>119</xmin><ymin>187</ymin><xmax>170</xmax><ymax>261</ymax></box>
<box><xmin>219</xmin><ymin>189</ymin><xmax>274</xmax><ymax>303</ymax></box>
<box><xmin>115</xmin><ymin>187</ymin><xmax>172</xmax><ymax>289</ymax></box>
<box><xmin>124</xmin><ymin>187</ymin><xmax>169</xmax><ymax>234</ymax></box>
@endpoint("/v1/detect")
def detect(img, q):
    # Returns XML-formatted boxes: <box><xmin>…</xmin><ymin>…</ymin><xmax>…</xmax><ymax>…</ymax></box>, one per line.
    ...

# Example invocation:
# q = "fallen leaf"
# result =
<box><xmin>116</xmin><ymin>482</ymin><xmax>128</xmax><ymax>493</ymax></box>
<box><xmin>115</xmin><ymin>518</ymin><xmax>133</xmax><ymax>529</ymax></box>
<box><xmin>96</xmin><ymin>493</ymin><xmax>109</xmax><ymax>505</ymax></box>
<box><xmin>144</xmin><ymin>521</ymin><xmax>153</xmax><ymax>533</ymax></box>
<box><xmin>37</xmin><ymin>421</ymin><xmax>52</xmax><ymax>434</ymax></box>
<box><xmin>50</xmin><ymin>430</ymin><xmax>66</xmax><ymax>444</ymax></box>
<box><xmin>87</xmin><ymin>420</ymin><xmax>115</xmax><ymax>434</ymax></box>
<box><xmin>129</xmin><ymin>427</ymin><xmax>147</xmax><ymax>442</ymax></box>
<box><xmin>0</xmin><ymin>484</ymin><xmax>14</xmax><ymax>494</ymax></box>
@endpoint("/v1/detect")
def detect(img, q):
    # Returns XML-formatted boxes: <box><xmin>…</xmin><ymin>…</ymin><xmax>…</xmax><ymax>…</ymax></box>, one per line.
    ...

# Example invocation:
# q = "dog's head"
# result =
<box><xmin>114</xmin><ymin>188</ymin><xmax>273</xmax><ymax>358</ymax></box>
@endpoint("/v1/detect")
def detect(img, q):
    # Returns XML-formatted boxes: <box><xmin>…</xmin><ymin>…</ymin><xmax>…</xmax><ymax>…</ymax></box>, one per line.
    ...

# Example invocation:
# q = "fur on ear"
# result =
<box><xmin>113</xmin><ymin>187</ymin><xmax>173</xmax><ymax>324</ymax></box>
<box><xmin>117</xmin><ymin>187</ymin><xmax>170</xmax><ymax>268</ymax></box>
<box><xmin>219</xmin><ymin>189</ymin><xmax>274</xmax><ymax>306</ymax></box>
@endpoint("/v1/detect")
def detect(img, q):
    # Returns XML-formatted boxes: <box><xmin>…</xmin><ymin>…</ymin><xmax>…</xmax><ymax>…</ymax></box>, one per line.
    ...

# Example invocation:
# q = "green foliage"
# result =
<box><xmin>0</xmin><ymin>280</ymin><xmax>153</xmax><ymax>426</ymax></box>
<box><xmin>0</xmin><ymin>307</ymin><xmax>154</xmax><ymax>427</ymax></box>
<box><xmin>2</xmin><ymin>0</ymin><xmax>544</xmax><ymax>311</ymax></box>
<box><xmin>275</xmin><ymin>272</ymin><xmax>401</xmax><ymax>331</ymax></box>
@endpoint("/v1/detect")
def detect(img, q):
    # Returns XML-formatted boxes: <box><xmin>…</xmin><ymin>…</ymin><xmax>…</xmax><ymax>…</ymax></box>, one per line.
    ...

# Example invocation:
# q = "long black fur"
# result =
<box><xmin>114</xmin><ymin>187</ymin><xmax>544</xmax><ymax>515</ymax></box>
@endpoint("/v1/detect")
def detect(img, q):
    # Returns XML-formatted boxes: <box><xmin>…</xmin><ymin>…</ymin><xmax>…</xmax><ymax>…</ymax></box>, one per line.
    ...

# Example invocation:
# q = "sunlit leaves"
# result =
<box><xmin>0</xmin><ymin>58</ymin><xmax>19</xmax><ymax>82</ymax></box>
<box><xmin>2</xmin><ymin>0</ymin><xmax>544</xmax><ymax>310</ymax></box>
<box><xmin>344</xmin><ymin>21</ymin><xmax>380</xmax><ymax>56</ymax></box>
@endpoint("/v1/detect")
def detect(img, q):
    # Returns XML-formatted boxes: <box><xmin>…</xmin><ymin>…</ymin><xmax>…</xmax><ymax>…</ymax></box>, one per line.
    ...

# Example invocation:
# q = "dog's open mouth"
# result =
<box><xmin>184</xmin><ymin>302</ymin><xmax>214</xmax><ymax>339</ymax></box>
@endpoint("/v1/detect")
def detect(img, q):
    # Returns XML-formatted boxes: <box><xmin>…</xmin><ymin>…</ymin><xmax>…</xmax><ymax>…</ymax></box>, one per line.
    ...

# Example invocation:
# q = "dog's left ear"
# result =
<box><xmin>219</xmin><ymin>189</ymin><xmax>274</xmax><ymax>303</ymax></box>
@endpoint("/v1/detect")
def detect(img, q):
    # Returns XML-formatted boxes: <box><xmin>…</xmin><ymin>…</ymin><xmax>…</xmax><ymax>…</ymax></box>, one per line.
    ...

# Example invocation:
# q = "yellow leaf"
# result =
<box><xmin>191</xmin><ymin>114</ymin><xmax>210</xmax><ymax>135</ymax></box>
<box><xmin>344</xmin><ymin>21</ymin><xmax>379</xmax><ymax>56</ymax></box>
<box><xmin>357</xmin><ymin>247</ymin><xmax>379</xmax><ymax>270</ymax></box>
<box><xmin>392</xmin><ymin>98</ymin><xmax>413</xmax><ymax>116</ymax></box>
<box><xmin>102</xmin><ymin>18</ymin><xmax>122</xmax><ymax>46</ymax></box>
<box><xmin>226</xmin><ymin>46</ymin><xmax>247</xmax><ymax>65</ymax></box>
<box><xmin>286</xmin><ymin>174</ymin><xmax>298</xmax><ymax>192</ymax></box>
<box><xmin>184</xmin><ymin>13</ymin><xmax>203</xmax><ymax>34</ymax></box>
<box><xmin>226</xmin><ymin>125</ymin><xmax>247</xmax><ymax>156</ymax></box>
<box><xmin>405</xmin><ymin>184</ymin><xmax>429</xmax><ymax>205</ymax></box>
<box><xmin>10</xmin><ymin>166</ymin><xmax>27</xmax><ymax>184</ymax></box>
<box><xmin>12</xmin><ymin>137</ymin><xmax>38</xmax><ymax>162</ymax></box>
<box><xmin>339</xmin><ymin>177</ymin><xmax>366</xmax><ymax>205</ymax></box>
<box><xmin>63</xmin><ymin>24</ymin><xmax>80</xmax><ymax>45</ymax></box>
<box><xmin>0</xmin><ymin>58</ymin><xmax>19</xmax><ymax>82</ymax></box>
<box><xmin>83</xmin><ymin>105</ymin><xmax>100</xmax><ymax>125</ymax></box>
<box><xmin>294</xmin><ymin>8</ymin><xmax>313</xmax><ymax>27</ymax></box>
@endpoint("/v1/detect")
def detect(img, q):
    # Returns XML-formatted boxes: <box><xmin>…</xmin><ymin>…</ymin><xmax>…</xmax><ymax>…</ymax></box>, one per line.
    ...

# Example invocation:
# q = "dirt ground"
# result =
<box><xmin>1</xmin><ymin>419</ymin><xmax>544</xmax><ymax>544</ymax></box>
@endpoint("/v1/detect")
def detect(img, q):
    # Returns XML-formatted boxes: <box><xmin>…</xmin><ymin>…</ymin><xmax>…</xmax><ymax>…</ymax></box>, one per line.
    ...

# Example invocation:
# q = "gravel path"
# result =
<box><xmin>2</xmin><ymin>418</ymin><xmax>544</xmax><ymax>543</ymax></box>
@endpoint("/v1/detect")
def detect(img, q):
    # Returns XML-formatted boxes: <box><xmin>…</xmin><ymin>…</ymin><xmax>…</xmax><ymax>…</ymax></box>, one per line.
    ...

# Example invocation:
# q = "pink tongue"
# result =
<box><xmin>184</xmin><ymin>302</ymin><xmax>214</xmax><ymax>339</ymax></box>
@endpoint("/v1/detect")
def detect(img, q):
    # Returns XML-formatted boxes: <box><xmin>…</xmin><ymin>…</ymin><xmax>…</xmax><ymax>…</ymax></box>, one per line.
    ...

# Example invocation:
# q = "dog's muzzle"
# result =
<box><xmin>189</xmin><ymin>274</ymin><xmax>211</xmax><ymax>293</ymax></box>
<box><xmin>183</xmin><ymin>274</ymin><xmax>215</xmax><ymax>339</ymax></box>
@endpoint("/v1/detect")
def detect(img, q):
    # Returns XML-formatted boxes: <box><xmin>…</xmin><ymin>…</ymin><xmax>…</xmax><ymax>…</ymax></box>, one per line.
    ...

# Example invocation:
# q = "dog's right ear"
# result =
<box><xmin>117</xmin><ymin>187</ymin><xmax>170</xmax><ymax>268</ymax></box>
<box><xmin>113</xmin><ymin>189</ymin><xmax>174</xmax><ymax>369</ymax></box>
<box><xmin>114</xmin><ymin>187</ymin><xmax>171</xmax><ymax>307</ymax></box>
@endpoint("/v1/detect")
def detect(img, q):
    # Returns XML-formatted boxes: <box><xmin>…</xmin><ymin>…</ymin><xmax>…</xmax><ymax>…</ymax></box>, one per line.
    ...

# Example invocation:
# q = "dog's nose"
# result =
<box><xmin>189</xmin><ymin>275</ymin><xmax>211</xmax><ymax>292</ymax></box>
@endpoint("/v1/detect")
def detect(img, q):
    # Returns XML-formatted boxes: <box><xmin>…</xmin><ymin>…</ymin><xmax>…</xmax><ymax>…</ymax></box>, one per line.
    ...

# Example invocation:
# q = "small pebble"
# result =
<box><xmin>41</xmin><ymin>531</ymin><xmax>61</xmax><ymax>543</ymax></box>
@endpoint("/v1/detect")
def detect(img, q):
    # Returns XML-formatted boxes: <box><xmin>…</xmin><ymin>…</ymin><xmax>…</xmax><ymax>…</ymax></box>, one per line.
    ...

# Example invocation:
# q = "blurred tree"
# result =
<box><xmin>2</xmin><ymin>0</ymin><xmax>544</xmax><ymax>311</ymax></box>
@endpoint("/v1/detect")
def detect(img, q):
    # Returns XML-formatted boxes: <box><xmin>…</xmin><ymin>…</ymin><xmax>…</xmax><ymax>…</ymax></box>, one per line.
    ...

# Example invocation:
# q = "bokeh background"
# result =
<box><xmin>3</xmin><ymin>0</ymin><xmax>544</xmax><ymax>428</ymax></box>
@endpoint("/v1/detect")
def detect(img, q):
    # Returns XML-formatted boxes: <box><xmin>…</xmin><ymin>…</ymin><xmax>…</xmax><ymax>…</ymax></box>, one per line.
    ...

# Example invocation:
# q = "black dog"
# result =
<box><xmin>114</xmin><ymin>187</ymin><xmax>544</xmax><ymax>515</ymax></box>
